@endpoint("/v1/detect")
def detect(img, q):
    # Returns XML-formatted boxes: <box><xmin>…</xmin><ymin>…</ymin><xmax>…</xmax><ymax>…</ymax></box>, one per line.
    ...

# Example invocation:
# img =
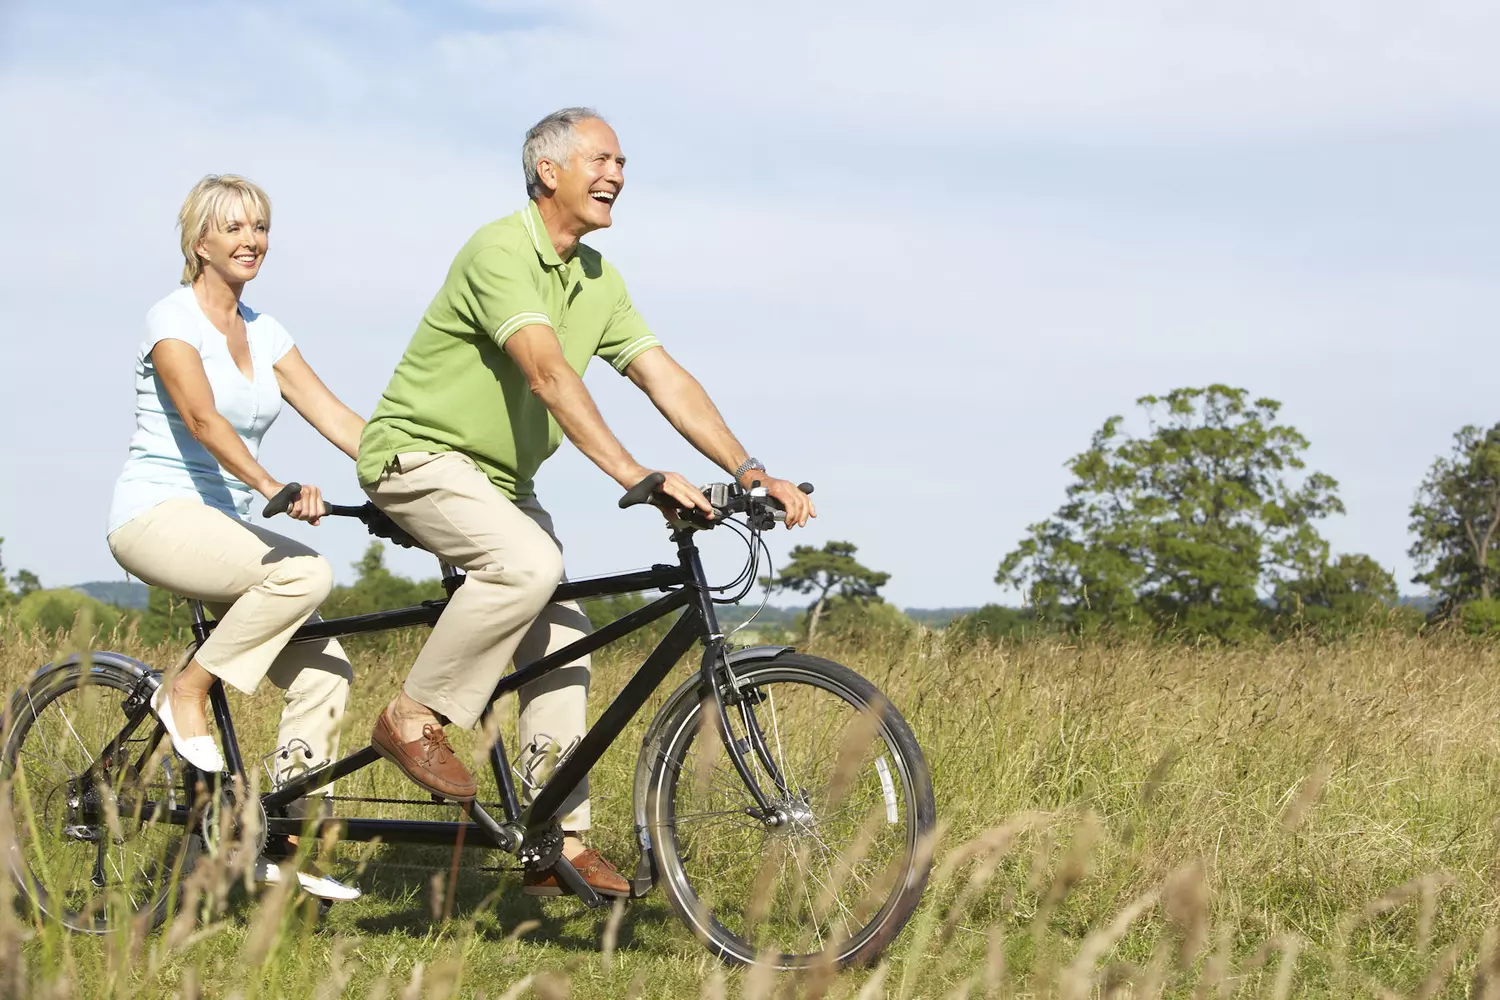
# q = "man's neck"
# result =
<box><xmin>535</xmin><ymin>197</ymin><xmax>588</xmax><ymax>261</ymax></box>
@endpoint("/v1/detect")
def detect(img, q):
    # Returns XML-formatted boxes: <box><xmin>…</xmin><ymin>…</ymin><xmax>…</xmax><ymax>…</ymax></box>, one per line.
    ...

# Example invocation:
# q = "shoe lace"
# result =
<box><xmin>580</xmin><ymin>849</ymin><xmax>621</xmax><ymax>875</ymax></box>
<box><xmin>419</xmin><ymin>724</ymin><xmax>458</xmax><ymax>766</ymax></box>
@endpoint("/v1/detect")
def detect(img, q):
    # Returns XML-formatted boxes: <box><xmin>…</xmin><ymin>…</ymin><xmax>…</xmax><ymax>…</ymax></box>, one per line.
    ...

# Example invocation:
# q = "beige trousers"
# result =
<box><xmin>364</xmin><ymin>450</ymin><xmax>593</xmax><ymax>830</ymax></box>
<box><xmin>107</xmin><ymin>498</ymin><xmax>353</xmax><ymax>810</ymax></box>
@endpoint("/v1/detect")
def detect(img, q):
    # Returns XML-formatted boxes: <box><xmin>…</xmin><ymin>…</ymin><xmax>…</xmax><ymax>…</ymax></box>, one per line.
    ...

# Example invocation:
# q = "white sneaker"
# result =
<box><xmin>149</xmin><ymin>683</ymin><xmax>225</xmax><ymax>773</ymax></box>
<box><xmin>253</xmin><ymin>856</ymin><xmax>362</xmax><ymax>901</ymax></box>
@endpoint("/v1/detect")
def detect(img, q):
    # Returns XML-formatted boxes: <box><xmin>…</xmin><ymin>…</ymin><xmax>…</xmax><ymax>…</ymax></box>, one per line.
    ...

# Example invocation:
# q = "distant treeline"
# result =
<box><xmin>4</xmin><ymin>384</ymin><xmax>1498</xmax><ymax>646</ymax></box>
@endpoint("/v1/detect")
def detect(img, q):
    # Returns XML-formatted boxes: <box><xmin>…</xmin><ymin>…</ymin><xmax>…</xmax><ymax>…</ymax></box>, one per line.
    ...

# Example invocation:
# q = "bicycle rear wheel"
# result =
<box><xmin>645</xmin><ymin>652</ymin><xmax>935</xmax><ymax>968</ymax></box>
<box><xmin>2</xmin><ymin>658</ymin><xmax>199</xmax><ymax>933</ymax></box>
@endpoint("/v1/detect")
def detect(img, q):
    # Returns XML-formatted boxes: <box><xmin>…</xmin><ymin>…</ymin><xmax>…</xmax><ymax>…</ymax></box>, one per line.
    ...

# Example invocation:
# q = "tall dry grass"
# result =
<box><xmin>0</xmin><ymin>614</ymin><xmax>1497</xmax><ymax>998</ymax></box>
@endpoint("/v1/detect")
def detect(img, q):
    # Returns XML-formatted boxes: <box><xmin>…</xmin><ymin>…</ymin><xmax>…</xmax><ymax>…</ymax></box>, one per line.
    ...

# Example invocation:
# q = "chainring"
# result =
<box><xmin>517</xmin><ymin>823</ymin><xmax>564</xmax><ymax>871</ymax></box>
<box><xmin>199</xmin><ymin>781</ymin><xmax>269</xmax><ymax>861</ymax></box>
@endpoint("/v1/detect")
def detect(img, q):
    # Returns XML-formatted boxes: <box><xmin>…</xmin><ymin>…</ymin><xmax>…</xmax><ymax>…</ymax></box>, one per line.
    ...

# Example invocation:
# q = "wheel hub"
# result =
<box><xmin>765</xmin><ymin>795</ymin><xmax>817</xmax><ymax>832</ymax></box>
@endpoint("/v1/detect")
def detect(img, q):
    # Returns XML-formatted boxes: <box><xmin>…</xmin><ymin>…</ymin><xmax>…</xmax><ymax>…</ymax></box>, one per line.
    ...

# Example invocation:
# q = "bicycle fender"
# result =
<box><xmin>29</xmin><ymin>651</ymin><xmax>157</xmax><ymax>683</ymax></box>
<box><xmin>6</xmin><ymin>651</ymin><xmax>160</xmax><ymax>724</ymax></box>
<box><xmin>629</xmin><ymin>644</ymin><xmax>794</xmax><ymax>862</ymax></box>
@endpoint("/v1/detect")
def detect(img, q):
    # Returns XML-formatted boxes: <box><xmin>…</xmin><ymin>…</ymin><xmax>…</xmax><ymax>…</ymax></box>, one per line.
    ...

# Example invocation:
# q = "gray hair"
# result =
<box><xmin>522</xmin><ymin>107</ymin><xmax>604</xmax><ymax>199</ymax></box>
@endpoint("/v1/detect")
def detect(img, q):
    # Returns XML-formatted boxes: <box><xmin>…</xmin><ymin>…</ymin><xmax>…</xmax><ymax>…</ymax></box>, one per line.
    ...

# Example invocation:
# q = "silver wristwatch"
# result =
<box><xmin>732</xmin><ymin>456</ymin><xmax>766</xmax><ymax>482</ymax></box>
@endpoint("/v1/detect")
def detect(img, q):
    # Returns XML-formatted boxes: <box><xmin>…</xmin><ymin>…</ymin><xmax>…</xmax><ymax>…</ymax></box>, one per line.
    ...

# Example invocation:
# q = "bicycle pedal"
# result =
<box><xmin>553</xmin><ymin>857</ymin><xmax>603</xmax><ymax>909</ymax></box>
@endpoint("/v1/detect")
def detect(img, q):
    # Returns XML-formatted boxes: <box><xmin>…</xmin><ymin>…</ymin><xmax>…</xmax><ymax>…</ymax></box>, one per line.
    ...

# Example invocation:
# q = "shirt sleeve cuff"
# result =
<box><xmin>610</xmin><ymin>335</ymin><xmax>661</xmax><ymax>373</ymax></box>
<box><xmin>491</xmin><ymin>312</ymin><xmax>554</xmax><ymax>348</ymax></box>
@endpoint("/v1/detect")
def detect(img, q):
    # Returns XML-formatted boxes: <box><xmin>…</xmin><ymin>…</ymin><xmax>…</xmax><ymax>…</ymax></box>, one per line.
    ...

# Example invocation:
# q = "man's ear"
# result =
<box><xmin>536</xmin><ymin>158</ymin><xmax>561</xmax><ymax>194</ymax></box>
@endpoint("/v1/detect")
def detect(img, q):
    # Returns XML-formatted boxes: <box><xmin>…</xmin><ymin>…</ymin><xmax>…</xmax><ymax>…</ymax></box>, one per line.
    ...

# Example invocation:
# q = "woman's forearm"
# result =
<box><xmin>189</xmin><ymin>412</ymin><xmax>279</xmax><ymax>496</ymax></box>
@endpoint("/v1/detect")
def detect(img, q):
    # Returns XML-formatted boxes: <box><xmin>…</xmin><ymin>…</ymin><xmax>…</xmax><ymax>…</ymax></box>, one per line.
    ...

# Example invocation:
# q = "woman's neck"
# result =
<box><xmin>192</xmin><ymin>272</ymin><xmax>244</xmax><ymax>323</ymax></box>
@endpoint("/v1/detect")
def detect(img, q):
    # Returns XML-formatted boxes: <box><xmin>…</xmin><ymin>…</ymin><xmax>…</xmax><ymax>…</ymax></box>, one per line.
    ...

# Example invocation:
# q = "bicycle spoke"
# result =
<box><xmin>55</xmin><ymin>705</ymin><xmax>97</xmax><ymax>766</ymax></box>
<box><xmin>779</xmin><ymin>840</ymin><xmax>819</xmax><ymax>951</ymax></box>
<box><xmin>652</xmin><ymin>660</ymin><xmax>933</xmax><ymax>967</ymax></box>
<box><xmin>6</xmin><ymin>669</ymin><xmax>194</xmax><ymax>932</ymax></box>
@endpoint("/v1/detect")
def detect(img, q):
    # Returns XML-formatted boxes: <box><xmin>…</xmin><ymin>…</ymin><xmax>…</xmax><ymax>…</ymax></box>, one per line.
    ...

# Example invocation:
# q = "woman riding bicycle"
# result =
<box><xmin>105</xmin><ymin>174</ymin><xmax>364</xmax><ymax>901</ymax></box>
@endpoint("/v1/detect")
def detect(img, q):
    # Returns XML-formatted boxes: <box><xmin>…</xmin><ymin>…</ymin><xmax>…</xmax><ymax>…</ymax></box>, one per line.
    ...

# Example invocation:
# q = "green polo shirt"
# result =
<box><xmin>356</xmin><ymin>201</ymin><xmax>661</xmax><ymax>499</ymax></box>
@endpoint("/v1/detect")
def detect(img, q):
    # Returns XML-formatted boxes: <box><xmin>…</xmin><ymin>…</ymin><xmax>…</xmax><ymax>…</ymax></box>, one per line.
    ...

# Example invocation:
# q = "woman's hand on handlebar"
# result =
<box><xmin>261</xmin><ymin>481</ymin><xmax>327</xmax><ymax>525</ymax></box>
<box><xmin>757</xmin><ymin>476</ymin><xmax>817</xmax><ymax>528</ymax></box>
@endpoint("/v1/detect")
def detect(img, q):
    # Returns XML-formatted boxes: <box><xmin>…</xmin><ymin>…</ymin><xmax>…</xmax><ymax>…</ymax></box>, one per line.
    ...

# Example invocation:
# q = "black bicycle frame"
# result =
<box><xmin>168</xmin><ymin>527</ymin><xmax>781</xmax><ymax>851</ymax></box>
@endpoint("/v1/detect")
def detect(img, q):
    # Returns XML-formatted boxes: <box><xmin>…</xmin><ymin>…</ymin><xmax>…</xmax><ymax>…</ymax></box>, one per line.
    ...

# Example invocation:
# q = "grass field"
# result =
<box><xmin>1</xmin><ymin>617</ymin><xmax>1498</xmax><ymax>998</ymax></box>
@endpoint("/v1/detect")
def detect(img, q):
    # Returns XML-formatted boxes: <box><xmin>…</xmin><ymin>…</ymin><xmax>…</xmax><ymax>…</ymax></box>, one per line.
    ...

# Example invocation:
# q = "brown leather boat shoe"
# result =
<box><xmin>524</xmin><ymin>847</ymin><xmax>631</xmax><ymax>898</ymax></box>
<box><xmin>371</xmin><ymin>708</ymin><xmax>477</xmax><ymax>801</ymax></box>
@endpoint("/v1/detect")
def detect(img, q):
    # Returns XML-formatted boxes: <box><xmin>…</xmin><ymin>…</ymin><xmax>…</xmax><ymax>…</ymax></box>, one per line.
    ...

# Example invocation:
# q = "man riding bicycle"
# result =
<box><xmin>355</xmin><ymin>107</ymin><xmax>815</xmax><ymax>897</ymax></box>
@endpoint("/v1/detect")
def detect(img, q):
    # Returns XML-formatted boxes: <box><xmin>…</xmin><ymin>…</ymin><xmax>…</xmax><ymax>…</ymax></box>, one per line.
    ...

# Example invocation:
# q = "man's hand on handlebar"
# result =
<box><xmin>754</xmin><ymin>476</ymin><xmax>816</xmax><ymax>529</ymax></box>
<box><xmin>623</xmin><ymin>467</ymin><xmax>715</xmax><ymax>519</ymax></box>
<box><xmin>261</xmin><ymin>481</ymin><xmax>326</xmax><ymax>525</ymax></box>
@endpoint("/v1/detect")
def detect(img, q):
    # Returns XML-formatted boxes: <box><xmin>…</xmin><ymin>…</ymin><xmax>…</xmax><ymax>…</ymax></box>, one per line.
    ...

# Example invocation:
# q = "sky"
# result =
<box><xmin>1</xmin><ymin>0</ymin><xmax>1497</xmax><ymax>609</ymax></box>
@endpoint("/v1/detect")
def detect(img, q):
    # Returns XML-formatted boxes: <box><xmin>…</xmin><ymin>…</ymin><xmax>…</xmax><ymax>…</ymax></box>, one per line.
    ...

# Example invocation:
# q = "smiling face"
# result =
<box><xmin>538</xmin><ymin>118</ymin><xmax>626</xmax><ymax>236</ymax></box>
<box><xmin>195</xmin><ymin>198</ymin><xmax>269</xmax><ymax>286</ymax></box>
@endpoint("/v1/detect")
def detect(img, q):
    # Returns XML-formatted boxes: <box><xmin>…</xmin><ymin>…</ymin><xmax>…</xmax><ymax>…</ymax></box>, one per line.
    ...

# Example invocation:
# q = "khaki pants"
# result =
<box><xmin>107</xmin><ymin>498</ymin><xmax>352</xmax><ymax>811</ymax></box>
<box><xmin>364</xmin><ymin>451</ymin><xmax>592</xmax><ymax>830</ymax></box>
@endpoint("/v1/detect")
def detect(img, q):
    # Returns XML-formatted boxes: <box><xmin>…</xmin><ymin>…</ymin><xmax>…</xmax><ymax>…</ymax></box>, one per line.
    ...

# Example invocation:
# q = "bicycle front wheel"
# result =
<box><xmin>644</xmin><ymin>652</ymin><xmax>935</xmax><ymax>968</ymax></box>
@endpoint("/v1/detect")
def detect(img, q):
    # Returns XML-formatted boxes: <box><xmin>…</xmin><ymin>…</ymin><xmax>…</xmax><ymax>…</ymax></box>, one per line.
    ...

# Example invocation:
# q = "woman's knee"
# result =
<box><xmin>268</xmin><ymin>552</ymin><xmax>335</xmax><ymax>606</ymax></box>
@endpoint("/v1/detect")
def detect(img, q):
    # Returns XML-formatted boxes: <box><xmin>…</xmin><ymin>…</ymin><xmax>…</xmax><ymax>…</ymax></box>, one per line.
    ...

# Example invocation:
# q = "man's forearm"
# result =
<box><xmin>644</xmin><ymin>367</ymin><xmax>752</xmax><ymax>480</ymax></box>
<box><xmin>531</xmin><ymin>368</ymin><xmax>645</xmax><ymax>487</ymax></box>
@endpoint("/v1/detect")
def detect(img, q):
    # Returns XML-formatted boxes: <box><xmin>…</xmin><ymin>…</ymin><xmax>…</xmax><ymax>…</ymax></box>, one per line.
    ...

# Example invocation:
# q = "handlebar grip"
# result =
<box><xmin>263</xmin><ymin>483</ymin><xmax>302</xmax><ymax>518</ymax></box>
<box><xmin>798</xmin><ymin>482</ymin><xmax>814</xmax><ymax>495</ymax></box>
<box><xmin>618</xmin><ymin>472</ymin><xmax>666</xmax><ymax>509</ymax></box>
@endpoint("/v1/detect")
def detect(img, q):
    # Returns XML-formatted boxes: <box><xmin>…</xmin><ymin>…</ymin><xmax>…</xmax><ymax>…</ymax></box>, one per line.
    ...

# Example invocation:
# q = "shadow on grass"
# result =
<box><xmin>342</xmin><ymin>844</ymin><xmax>673</xmax><ymax>953</ymax></box>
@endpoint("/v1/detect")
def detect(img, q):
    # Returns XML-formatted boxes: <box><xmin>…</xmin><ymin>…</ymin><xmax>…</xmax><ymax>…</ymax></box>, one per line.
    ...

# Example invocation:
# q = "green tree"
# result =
<box><xmin>998</xmin><ymin>385</ymin><xmax>1344</xmax><ymax>641</ymax></box>
<box><xmin>135</xmin><ymin>587</ymin><xmax>197</xmax><ymax>644</ymax></box>
<box><xmin>947</xmin><ymin>604</ymin><xmax>1042</xmax><ymax>644</ymax></box>
<box><xmin>1457</xmin><ymin>598</ymin><xmax>1500</xmax><ymax>636</ymax></box>
<box><xmin>762</xmin><ymin>541</ymin><xmax>890</xmax><ymax>642</ymax></box>
<box><xmin>324</xmin><ymin>542</ymin><xmax>445</xmax><ymax>618</ymax></box>
<box><xmin>814</xmin><ymin>597</ymin><xmax>913</xmax><ymax>639</ymax></box>
<box><xmin>14</xmin><ymin>589</ymin><xmax>124</xmax><ymax>635</ymax></box>
<box><xmin>1273</xmin><ymin>553</ymin><xmax>1399</xmax><ymax>630</ymax></box>
<box><xmin>0</xmin><ymin>536</ymin><xmax>40</xmax><ymax>608</ymax></box>
<box><xmin>1408</xmin><ymin>423</ymin><xmax>1500</xmax><ymax>609</ymax></box>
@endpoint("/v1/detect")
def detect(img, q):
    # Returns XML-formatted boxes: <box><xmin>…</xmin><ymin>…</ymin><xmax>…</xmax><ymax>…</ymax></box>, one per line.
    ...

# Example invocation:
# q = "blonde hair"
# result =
<box><xmin>177</xmin><ymin>174</ymin><xmax>272</xmax><ymax>285</ymax></box>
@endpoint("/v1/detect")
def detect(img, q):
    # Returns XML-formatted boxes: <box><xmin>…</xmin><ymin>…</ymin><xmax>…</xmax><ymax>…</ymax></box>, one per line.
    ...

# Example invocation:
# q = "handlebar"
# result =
<box><xmin>262</xmin><ymin>483</ymin><xmax>420</xmax><ymax>548</ymax></box>
<box><xmin>617</xmin><ymin>474</ymin><xmax>813</xmax><ymax>530</ymax></box>
<box><xmin>264</xmin><ymin>474</ymin><xmax>811</xmax><ymax>543</ymax></box>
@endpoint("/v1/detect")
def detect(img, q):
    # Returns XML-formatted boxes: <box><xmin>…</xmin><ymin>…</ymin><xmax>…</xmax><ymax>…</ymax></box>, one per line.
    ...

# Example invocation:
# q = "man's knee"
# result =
<box><xmin>502</xmin><ymin>544</ymin><xmax>565</xmax><ymax>611</ymax></box>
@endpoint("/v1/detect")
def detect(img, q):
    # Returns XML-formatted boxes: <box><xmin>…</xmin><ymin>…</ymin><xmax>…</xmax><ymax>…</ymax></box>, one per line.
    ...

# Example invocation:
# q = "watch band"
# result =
<box><xmin>732</xmin><ymin>456</ymin><xmax>766</xmax><ymax>482</ymax></box>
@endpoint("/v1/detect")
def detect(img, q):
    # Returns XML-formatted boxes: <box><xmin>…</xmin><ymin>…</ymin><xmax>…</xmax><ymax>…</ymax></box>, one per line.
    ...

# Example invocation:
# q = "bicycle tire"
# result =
<box><xmin>644</xmin><ymin>651</ymin><xmax>935</xmax><ymax>968</ymax></box>
<box><xmin>2</xmin><ymin>657</ymin><xmax>200</xmax><ymax>933</ymax></box>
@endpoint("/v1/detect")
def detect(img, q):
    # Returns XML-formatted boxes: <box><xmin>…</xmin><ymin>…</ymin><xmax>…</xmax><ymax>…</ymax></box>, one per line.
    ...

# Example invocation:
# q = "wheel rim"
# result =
<box><xmin>4</xmin><ymin>672</ymin><xmax>196</xmax><ymax>932</ymax></box>
<box><xmin>651</xmin><ymin>666</ymin><xmax>926</xmax><ymax>966</ymax></box>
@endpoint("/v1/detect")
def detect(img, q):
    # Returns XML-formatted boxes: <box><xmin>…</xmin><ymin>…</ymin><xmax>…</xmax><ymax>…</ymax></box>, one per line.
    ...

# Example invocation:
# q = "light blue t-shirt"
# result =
<box><xmin>107</xmin><ymin>287</ymin><xmax>295</xmax><ymax>535</ymax></box>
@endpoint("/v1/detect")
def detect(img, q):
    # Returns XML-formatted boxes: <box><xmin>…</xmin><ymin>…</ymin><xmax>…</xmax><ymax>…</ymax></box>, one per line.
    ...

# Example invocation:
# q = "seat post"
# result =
<box><xmin>188</xmin><ymin>599</ymin><xmax>211</xmax><ymax>644</ymax></box>
<box><xmin>438</xmin><ymin>560</ymin><xmax>465</xmax><ymax>597</ymax></box>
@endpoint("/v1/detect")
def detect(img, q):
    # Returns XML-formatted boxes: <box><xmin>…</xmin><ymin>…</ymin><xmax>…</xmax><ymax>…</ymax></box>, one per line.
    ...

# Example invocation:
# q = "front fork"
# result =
<box><xmin>700</xmin><ymin>639</ymin><xmax>796</xmax><ymax>821</ymax></box>
<box><xmin>680</xmin><ymin>528</ymin><xmax>796</xmax><ymax>825</ymax></box>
